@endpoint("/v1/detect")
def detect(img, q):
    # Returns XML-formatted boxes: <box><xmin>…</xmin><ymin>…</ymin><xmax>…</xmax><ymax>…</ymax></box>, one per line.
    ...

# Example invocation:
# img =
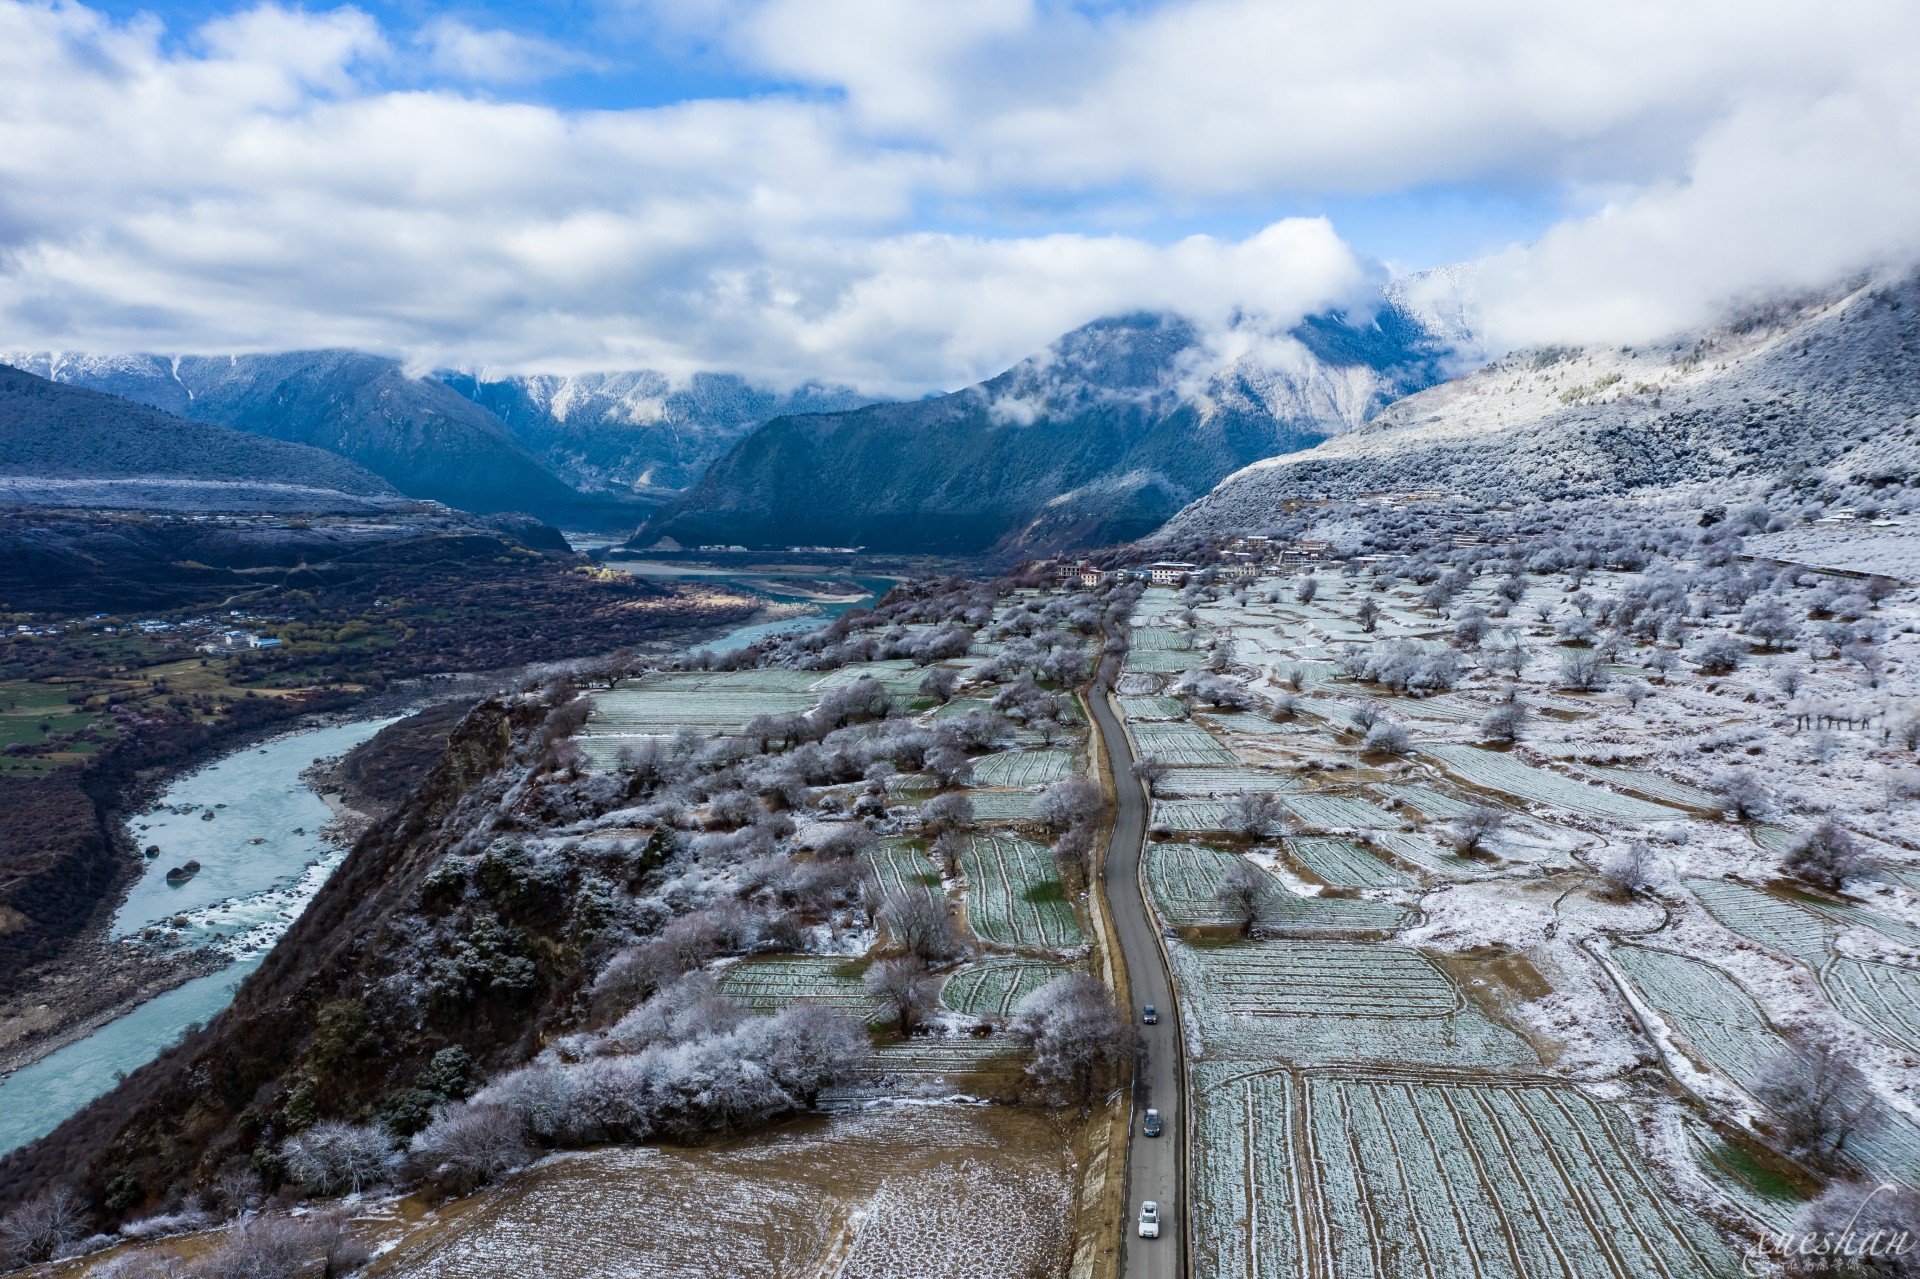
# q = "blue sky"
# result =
<box><xmin>1</xmin><ymin>0</ymin><xmax>1915</xmax><ymax>391</ymax></box>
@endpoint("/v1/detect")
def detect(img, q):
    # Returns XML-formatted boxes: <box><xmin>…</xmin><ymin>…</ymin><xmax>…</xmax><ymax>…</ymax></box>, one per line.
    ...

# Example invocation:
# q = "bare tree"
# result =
<box><xmin>0</xmin><ymin>1186</ymin><xmax>85</xmax><ymax>1266</ymax></box>
<box><xmin>864</xmin><ymin>956</ymin><xmax>938</xmax><ymax>1036</ymax></box>
<box><xmin>1773</xmin><ymin>666</ymin><xmax>1806</xmax><ymax>699</ymax></box>
<box><xmin>1355</xmin><ymin>597</ymin><xmax>1381</xmax><ymax>633</ymax></box>
<box><xmin>1783</xmin><ymin>820</ymin><xmax>1878</xmax><ymax>890</ymax></box>
<box><xmin>1784</xmin><ymin>1180</ymin><xmax>1920</xmax><ymax>1279</ymax></box>
<box><xmin>1479</xmin><ymin>701</ymin><xmax>1529</xmax><ymax>745</ymax></box>
<box><xmin>1011</xmin><ymin>974</ymin><xmax>1136</xmax><ymax>1108</ymax></box>
<box><xmin>1450</xmin><ymin>805</ymin><xmax>1506</xmax><ymax>855</ymax></box>
<box><xmin>1213</xmin><ymin>858</ymin><xmax>1276</xmax><ymax>937</ymax></box>
<box><xmin>1130</xmin><ymin>756</ymin><xmax>1171</xmax><ymax>795</ymax></box>
<box><xmin>930</xmin><ymin>828</ymin><xmax>966</xmax><ymax>877</ymax></box>
<box><xmin>1753</xmin><ymin>1044</ymin><xmax>1880</xmax><ymax>1167</ymax></box>
<box><xmin>1598</xmin><ymin>841</ymin><xmax>1657</xmax><ymax>897</ymax></box>
<box><xmin>878</xmin><ymin>891</ymin><xmax>963</xmax><ymax>963</ymax></box>
<box><xmin>1226</xmin><ymin>791</ymin><xmax>1287</xmax><ymax>841</ymax></box>
<box><xmin>1050</xmin><ymin>823</ymin><xmax>1097</xmax><ymax>895</ymax></box>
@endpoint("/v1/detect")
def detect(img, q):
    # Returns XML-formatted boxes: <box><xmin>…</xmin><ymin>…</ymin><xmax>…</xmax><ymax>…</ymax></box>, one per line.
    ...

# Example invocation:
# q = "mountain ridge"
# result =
<box><xmin>635</xmin><ymin>301</ymin><xmax>1457</xmax><ymax>555</ymax></box>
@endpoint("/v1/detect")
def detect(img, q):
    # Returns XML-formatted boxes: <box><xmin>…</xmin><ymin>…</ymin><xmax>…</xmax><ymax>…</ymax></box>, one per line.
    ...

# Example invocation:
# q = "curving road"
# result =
<box><xmin>1091</xmin><ymin>656</ymin><xmax>1186</xmax><ymax>1279</ymax></box>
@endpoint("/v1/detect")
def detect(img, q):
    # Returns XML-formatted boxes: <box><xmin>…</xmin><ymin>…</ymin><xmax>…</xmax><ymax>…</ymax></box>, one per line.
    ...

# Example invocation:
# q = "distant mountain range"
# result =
<box><xmin>1157</xmin><ymin>270</ymin><xmax>1920</xmax><ymax>542</ymax></box>
<box><xmin>0</xmin><ymin>366</ymin><xmax>402</xmax><ymax>513</ymax></box>
<box><xmin>636</xmin><ymin>301</ymin><xmax>1457</xmax><ymax>555</ymax></box>
<box><xmin>440</xmin><ymin>370</ymin><xmax>870</xmax><ymax>493</ymax></box>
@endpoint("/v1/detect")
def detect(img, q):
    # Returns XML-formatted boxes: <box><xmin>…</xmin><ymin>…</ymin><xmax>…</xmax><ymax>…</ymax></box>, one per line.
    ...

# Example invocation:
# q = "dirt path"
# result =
<box><xmin>1089</xmin><ymin>653</ymin><xmax>1186</xmax><ymax>1279</ymax></box>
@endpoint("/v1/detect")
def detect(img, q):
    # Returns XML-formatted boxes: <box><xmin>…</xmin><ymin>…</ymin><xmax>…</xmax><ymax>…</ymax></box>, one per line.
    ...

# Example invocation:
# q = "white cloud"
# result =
<box><xmin>415</xmin><ymin>19</ymin><xmax>597</xmax><ymax>84</ymax></box>
<box><xmin>1</xmin><ymin>0</ymin><xmax>1918</xmax><ymax>387</ymax></box>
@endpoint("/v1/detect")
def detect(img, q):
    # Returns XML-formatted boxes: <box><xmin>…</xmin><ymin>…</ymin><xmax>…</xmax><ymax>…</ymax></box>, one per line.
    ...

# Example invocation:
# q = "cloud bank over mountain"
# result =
<box><xmin>1</xmin><ymin>0</ymin><xmax>1917</xmax><ymax>391</ymax></box>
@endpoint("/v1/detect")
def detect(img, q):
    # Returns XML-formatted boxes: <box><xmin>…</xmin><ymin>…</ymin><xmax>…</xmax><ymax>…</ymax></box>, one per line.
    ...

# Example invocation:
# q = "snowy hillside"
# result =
<box><xmin>1160</xmin><ymin>271</ymin><xmax>1920</xmax><ymax>541</ymax></box>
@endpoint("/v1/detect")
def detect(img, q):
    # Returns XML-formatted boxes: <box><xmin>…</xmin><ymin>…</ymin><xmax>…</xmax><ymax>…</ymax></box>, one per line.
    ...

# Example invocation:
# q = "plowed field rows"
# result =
<box><xmin>960</xmin><ymin>834</ymin><xmax>1081</xmax><ymax>950</ymax></box>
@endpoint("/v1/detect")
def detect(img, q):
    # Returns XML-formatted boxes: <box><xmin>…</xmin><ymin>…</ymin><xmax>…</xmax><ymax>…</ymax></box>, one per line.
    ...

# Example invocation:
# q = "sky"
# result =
<box><xmin>2</xmin><ymin>0</ymin><xmax>1918</xmax><ymax>394</ymax></box>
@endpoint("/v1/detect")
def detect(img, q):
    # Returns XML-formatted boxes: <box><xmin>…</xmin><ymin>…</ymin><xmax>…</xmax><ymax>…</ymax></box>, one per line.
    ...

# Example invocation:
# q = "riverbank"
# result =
<box><xmin>0</xmin><ymin>597</ymin><xmax>808</xmax><ymax>1096</ymax></box>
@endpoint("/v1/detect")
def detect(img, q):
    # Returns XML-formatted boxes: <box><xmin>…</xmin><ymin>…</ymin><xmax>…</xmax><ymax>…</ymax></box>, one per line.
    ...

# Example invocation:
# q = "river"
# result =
<box><xmin>587</xmin><ymin>556</ymin><xmax>896</xmax><ymax>655</ymax></box>
<box><xmin>0</xmin><ymin>716</ymin><xmax>398</xmax><ymax>1157</ymax></box>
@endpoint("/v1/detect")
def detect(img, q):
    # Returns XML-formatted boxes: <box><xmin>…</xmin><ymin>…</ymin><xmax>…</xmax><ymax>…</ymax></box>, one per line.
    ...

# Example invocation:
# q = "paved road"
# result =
<box><xmin>1090</xmin><ymin>659</ymin><xmax>1185</xmax><ymax>1279</ymax></box>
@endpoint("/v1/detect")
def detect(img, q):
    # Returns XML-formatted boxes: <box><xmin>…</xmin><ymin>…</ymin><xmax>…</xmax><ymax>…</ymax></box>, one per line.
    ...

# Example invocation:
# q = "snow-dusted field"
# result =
<box><xmin>369</xmin><ymin>1105</ymin><xmax>1075</xmax><ymax>1279</ymax></box>
<box><xmin>1124</xmin><ymin>540</ymin><xmax>1920</xmax><ymax>1274</ymax></box>
<box><xmin>959</xmin><ymin>834</ymin><xmax>1081</xmax><ymax>950</ymax></box>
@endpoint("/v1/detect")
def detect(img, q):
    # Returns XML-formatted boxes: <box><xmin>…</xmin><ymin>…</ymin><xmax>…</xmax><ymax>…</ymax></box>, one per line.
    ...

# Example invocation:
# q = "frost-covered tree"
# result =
<box><xmin>1753</xmin><ymin>1044</ymin><xmax>1880</xmax><ymax>1167</ymax></box>
<box><xmin>1741</xmin><ymin>598</ymin><xmax>1800</xmax><ymax>650</ymax></box>
<box><xmin>1296</xmin><ymin>577</ymin><xmax>1319</xmax><ymax>604</ymax></box>
<box><xmin>1716</xmin><ymin>768</ymin><xmax>1768</xmax><ymax>820</ymax></box>
<box><xmin>1362</xmin><ymin>721</ymin><xmax>1412</xmax><ymax>756</ymax></box>
<box><xmin>1785</xmin><ymin>1180</ymin><xmax>1920</xmax><ymax>1278</ymax></box>
<box><xmin>1555</xmin><ymin>650</ymin><xmax>1611</xmax><ymax>692</ymax></box>
<box><xmin>1598</xmin><ymin>842</ymin><xmax>1657</xmax><ymax>897</ymax></box>
<box><xmin>1450</xmin><ymin>805</ymin><xmax>1506</xmax><ymax>855</ymax></box>
<box><xmin>1011</xmin><ymin>974</ymin><xmax>1134</xmax><ymax>1108</ymax></box>
<box><xmin>1783</xmin><ymin>820</ymin><xmax>1878</xmax><ymax>890</ymax></box>
<box><xmin>1479</xmin><ymin>701</ymin><xmax>1529</xmax><ymax>745</ymax></box>
<box><xmin>918</xmin><ymin>666</ymin><xmax>959</xmax><ymax>703</ymax></box>
<box><xmin>1226</xmin><ymin>791</ymin><xmax>1287</xmax><ymax>841</ymax></box>
<box><xmin>918</xmin><ymin>792</ymin><xmax>974</xmax><ymax>834</ymax></box>
<box><xmin>1213</xmin><ymin>858</ymin><xmax>1276</xmax><ymax>937</ymax></box>
<box><xmin>1691</xmin><ymin>634</ymin><xmax>1747</xmax><ymax>675</ymax></box>
<box><xmin>279</xmin><ymin>1121</ymin><xmax>393</xmax><ymax>1196</ymax></box>
<box><xmin>406</xmin><ymin>1103</ymin><xmax>532</xmax><ymax>1198</ymax></box>
<box><xmin>1035</xmin><ymin>778</ymin><xmax>1103</xmax><ymax>832</ymax></box>
<box><xmin>1130</xmin><ymin>756</ymin><xmax>1170</xmax><ymax>795</ymax></box>
<box><xmin>864</xmin><ymin>956</ymin><xmax>938</xmax><ymax>1036</ymax></box>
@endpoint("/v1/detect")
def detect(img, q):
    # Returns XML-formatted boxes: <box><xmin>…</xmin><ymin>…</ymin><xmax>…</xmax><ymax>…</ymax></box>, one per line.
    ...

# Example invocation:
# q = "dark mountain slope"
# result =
<box><xmin>0</xmin><ymin>366</ymin><xmax>395</xmax><ymax>505</ymax></box>
<box><xmin>2</xmin><ymin>353</ymin><xmax>602</xmax><ymax>523</ymax></box>
<box><xmin>1158</xmin><ymin>271</ymin><xmax>1920</xmax><ymax>542</ymax></box>
<box><xmin>637</xmin><ymin>307</ymin><xmax>1453</xmax><ymax>556</ymax></box>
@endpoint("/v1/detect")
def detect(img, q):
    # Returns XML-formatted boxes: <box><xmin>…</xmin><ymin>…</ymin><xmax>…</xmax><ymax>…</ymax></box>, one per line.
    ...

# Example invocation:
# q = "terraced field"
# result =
<box><xmin>1130</xmin><ymin>627</ymin><xmax>1195</xmax><ymax>650</ymax></box>
<box><xmin>1150</xmin><ymin>798</ymin><xmax>1250</xmax><ymax>833</ymax></box>
<box><xmin>1190</xmin><ymin>1067</ymin><xmax>1737</xmax><ymax>1279</ymax></box>
<box><xmin>969</xmin><ymin>749</ymin><xmax>1077</xmax><ymax>788</ymax></box>
<box><xmin>1131</xmin><ymin>720</ymin><xmax>1238</xmax><ymax>764</ymax></box>
<box><xmin>1379</xmin><ymin>784</ymin><xmax>1477</xmax><ymax>820</ymax></box>
<box><xmin>1685</xmin><ymin>879</ymin><xmax>1831</xmax><ymax>968</ymax></box>
<box><xmin>1422</xmin><ymin>745</ymin><xmax>1683</xmax><ymax>821</ymax></box>
<box><xmin>1574</xmin><ymin>766</ymin><xmax>1721</xmax><ymax>809</ymax></box>
<box><xmin>940</xmin><ymin>957</ymin><xmax>1078</xmax><ymax>1017</ymax></box>
<box><xmin>1288</xmin><ymin>837</ymin><xmax>1412</xmax><ymax>888</ymax></box>
<box><xmin>1143</xmin><ymin>843</ymin><xmax>1409</xmax><ymax>934</ymax></box>
<box><xmin>1171</xmin><ymin>942</ymin><xmax>1534</xmax><ymax>1067</ymax></box>
<box><xmin>959</xmin><ymin>834</ymin><xmax>1082</xmax><ymax>950</ymax></box>
<box><xmin>1615</xmin><ymin>945</ymin><xmax>1920</xmax><ymax>1182</ymax></box>
<box><xmin>715</xmin><ymin>956</ymin><xmax>879</xmax><ymax>1017</ymax></box>
<box><xmin>1282</xmin><ymin>793</ymin><xmax>1400</xmax><ymax>830</ymax></box>
<box><xmin>1122</xmin><ymin>649</ymin><xmax>1202</xmax><ymax>674</ymax></box>
<box><xmin>1154</xmin><ymin>766</ymin><xmax>1301</xmax><ymax>796</ymax></box>
<box><xmin>864</xmin><ymin>840</ymin><xmax>943</xmax><ymax>907</ymax></box>
<box><xmin>1825</xmin><ymin>959</ymin><xmax>1920</xmax><ymax>1056</ymax></box>
<box><xmin>966</xmin><ymin>790</ymin><xmax>1042</xmax><ymax>822</ymax></box>
<box><xmin>1117</xmin><ymin>695</ymin><xmax>1187</xmax><ymax>719</ymax></box>
<box><xmin>370</xmin><ymin>1105</ymin><xmax>1071</xmax><ymax>1279</ymax></box>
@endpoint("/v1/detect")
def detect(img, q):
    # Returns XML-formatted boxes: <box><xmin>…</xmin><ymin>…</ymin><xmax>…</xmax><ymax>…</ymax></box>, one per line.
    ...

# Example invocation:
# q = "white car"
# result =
<box><xmin>1138</xmin><ymin>1200</ymin><xmax>1160</xmax><ymax>1238</ymax></box>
